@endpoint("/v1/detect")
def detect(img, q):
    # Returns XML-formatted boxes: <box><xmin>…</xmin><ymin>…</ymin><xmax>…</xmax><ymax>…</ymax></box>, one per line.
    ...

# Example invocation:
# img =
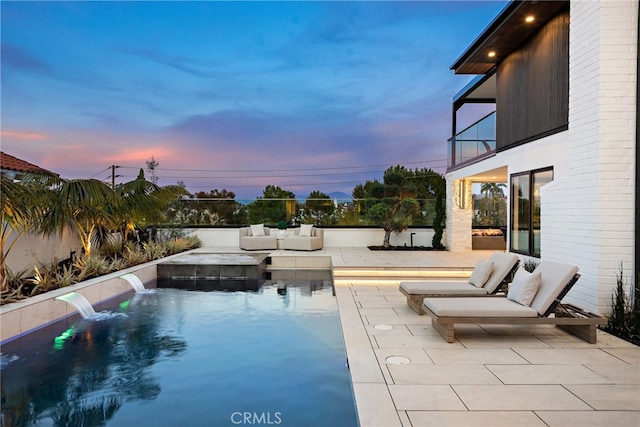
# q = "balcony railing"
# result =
<box><xmin>164</xmin><ymin>198</ymin><xmax>439</xmax><ymax>227</ymax></box>
<box><xmin>447</xmin><ymin>111</ymin><xmax>496</xmax><ymax>169</ymax></box>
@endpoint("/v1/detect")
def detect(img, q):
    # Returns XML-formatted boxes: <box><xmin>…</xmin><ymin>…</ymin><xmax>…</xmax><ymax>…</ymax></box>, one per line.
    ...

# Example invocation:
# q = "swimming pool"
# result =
<box><xmin>0</xmin><ymin>272</ymin><xmax>358</xmax><ymax>427</ymax></box>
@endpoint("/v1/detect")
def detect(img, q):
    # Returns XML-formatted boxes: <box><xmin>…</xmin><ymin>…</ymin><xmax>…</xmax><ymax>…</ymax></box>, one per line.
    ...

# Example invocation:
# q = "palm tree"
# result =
<box><xmin>480</xmin><ymin>182</ymin><xmax>506</xmax><ymax>199</ymax></box>
<box><xmin>0</xmin><ymin>172</ymin><xmax>57</xmax><ymax>291</ymax></box>
<box><xmin>480</xmin><ymin>182</ymin><xmax>507</xmax><ymax>218</ymax></box>
<box><xmin>113</xmin><ymin>169</ymin><xmax>187</xmax><ymax>247</ymax></box>
<box><xmin>41</xmin><ymin>178</ymin><xmax>120</xmax><ymax>257</ymax></box>
<box><xmin>2</xmin><ymin>169</ymin><xmax>186</xmax><ymax>291</ymax></box>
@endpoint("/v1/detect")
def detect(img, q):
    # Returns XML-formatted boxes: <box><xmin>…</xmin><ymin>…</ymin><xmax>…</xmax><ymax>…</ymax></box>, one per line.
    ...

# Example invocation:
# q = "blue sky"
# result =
<box><xmin>1</xmin><ymin>1</ymin><xmax>505</xmax><ymax>199</ymax></box>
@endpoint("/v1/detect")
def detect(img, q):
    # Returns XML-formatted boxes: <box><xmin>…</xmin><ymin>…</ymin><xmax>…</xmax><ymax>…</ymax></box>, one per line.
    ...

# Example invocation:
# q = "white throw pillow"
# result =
<box><xmin>468</xmin><ymin>260</ymin><xmax>494</xmax><ymax>287</ymax></box>
<box><xmin>299</xmin><ymin>224</ymin><xmax>314</xmax><ymax>237</ymax></box>
<box><xmin>250</xmin><ymin>224</ymin><xmax>265</xmax><ymax>237</ymax></box>
<box><xmin>507</xmin><ymin>269</ymin><xmax>542</xmax><ymax>307</ymax></box>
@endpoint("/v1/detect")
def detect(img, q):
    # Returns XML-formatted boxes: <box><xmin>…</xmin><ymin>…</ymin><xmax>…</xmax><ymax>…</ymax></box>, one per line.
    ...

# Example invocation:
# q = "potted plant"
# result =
<box><xmin>276</xmin><ymin>220</ymin><xmax>288</xmax><ymax>237</ymax></box>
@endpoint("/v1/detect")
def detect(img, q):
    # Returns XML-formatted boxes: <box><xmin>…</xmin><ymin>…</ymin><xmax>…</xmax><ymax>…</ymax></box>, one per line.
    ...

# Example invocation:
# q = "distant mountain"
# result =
<box><xmin>328</xmin><ymin>191</ymin><xmax>352</xmax><ymax>201</ymax></box>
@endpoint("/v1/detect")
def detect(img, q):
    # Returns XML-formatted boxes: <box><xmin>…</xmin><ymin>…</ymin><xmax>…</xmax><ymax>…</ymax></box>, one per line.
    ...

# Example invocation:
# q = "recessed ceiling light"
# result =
<box><xmin>525</xmin><ymin>16</ymin><xmax>535</xmax><ymax>23</ymax></box>
<box><xmin>488</xmin><ymin>51</ymin><xmax>496</xmax><ymax>58</ymax></box>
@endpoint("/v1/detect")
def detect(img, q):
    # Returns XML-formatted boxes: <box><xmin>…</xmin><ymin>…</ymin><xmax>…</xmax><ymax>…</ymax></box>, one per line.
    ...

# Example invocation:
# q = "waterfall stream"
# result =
<box><xmin>55</xmin><ymin>292</ymin><xmax>96</xmax><ymax>319</ymax></box>
<box><xmin>120</xmin><ymin>273</ymin><xmax>146</xmax><ymax>292</ymax></box>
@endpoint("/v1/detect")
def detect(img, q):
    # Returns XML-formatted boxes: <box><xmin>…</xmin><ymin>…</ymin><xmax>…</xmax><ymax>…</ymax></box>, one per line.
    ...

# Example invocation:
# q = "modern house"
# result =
<box><xmin>444</xmin><ymin>0</ymin><xmax>638</xmax><ymax>314</ymax></box>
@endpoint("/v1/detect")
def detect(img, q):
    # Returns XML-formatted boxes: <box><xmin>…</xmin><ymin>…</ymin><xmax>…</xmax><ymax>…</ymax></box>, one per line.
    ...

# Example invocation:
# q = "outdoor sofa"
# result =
<box><xmin>282</xmin><ymin>225</ymin><xmax>323</xmax><ymax>251</ymax></box>
<box><xmin>239</xmin><ymin>225</ymin><xmax>278</xmax><ymax>250</ymax></box>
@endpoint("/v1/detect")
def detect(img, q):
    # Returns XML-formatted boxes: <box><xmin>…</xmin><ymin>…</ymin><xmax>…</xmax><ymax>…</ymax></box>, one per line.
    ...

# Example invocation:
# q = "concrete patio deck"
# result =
<box><xmin>200</xmin><ymin>247</ymin><xmax>640</xmax><ymax>426</ymax></box>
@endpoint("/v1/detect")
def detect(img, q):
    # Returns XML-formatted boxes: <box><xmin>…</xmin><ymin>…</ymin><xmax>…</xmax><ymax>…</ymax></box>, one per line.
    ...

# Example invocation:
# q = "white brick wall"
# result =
<box><xmin>542</xmin><ymin>0</ymin><xmax>638</xmax><ymax>313</ymax></box>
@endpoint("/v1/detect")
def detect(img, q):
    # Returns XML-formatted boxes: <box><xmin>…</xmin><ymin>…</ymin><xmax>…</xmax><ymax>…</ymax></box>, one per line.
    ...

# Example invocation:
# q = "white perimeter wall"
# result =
<box><xmin>5</xmin><ymin>229</ymin><xmax>81</xmax><ymax>276</ymax></box>
<box><xmin>191</xmin><ymin>227</ymin><xmax>436</xmax><ymax>249</ymax></box>
<box><xmin>4</xmin><ymin>226</ymin><xmax>436</xmax><ymax>277</ymax></box>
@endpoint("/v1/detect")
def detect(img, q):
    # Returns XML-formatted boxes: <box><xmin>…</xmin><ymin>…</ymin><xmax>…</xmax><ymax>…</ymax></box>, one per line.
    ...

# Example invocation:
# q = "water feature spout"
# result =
<box><xmin>55</xmin><ymin>292</ymin><xmax>96</xmax><ymax>319</ymax></box>
<box><xmin>120</xmin><ymin>273</ymin><xmax>146</xmax><ymax>292</ymax></box>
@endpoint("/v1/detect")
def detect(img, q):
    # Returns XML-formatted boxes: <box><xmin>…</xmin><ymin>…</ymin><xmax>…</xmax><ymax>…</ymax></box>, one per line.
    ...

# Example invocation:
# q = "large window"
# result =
<box><xmin>510</xmin><ymin>168</ymin><xmax>553</xmax><ymax>256</ymax></box>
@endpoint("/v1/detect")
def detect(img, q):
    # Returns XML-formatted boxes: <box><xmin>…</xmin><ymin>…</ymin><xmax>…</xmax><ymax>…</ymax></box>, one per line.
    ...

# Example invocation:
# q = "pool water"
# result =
<box><xmin>1</xmin><ymin>275</ymin><xmax>358</xmax><ymax>427</ymax></box>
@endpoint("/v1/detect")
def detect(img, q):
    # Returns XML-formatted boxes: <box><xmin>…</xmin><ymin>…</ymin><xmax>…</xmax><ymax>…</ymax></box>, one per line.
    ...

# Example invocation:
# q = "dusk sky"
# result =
<box><xmin>1</xmin><ymin>1</ymin><xmax>506</xmax><ymax>200</ymax></box>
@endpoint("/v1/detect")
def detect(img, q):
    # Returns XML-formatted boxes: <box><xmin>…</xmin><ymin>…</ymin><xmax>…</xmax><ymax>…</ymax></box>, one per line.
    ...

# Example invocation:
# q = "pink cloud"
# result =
<box><xmin>1</xmin><ymin>130</ymin><xmax>48</xmax><ymax>140</ymax></box>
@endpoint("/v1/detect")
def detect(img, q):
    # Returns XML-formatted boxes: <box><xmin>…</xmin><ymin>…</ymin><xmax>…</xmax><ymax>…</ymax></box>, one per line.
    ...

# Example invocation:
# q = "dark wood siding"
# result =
<box><xmin>496</xmin><ymin>11</ymin><xmax>569</xmax><ymax>150</ymax></box>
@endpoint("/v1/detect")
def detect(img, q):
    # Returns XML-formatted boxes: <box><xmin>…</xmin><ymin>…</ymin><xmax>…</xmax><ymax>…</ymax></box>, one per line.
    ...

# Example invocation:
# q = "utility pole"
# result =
<box><xmin>111</xmin><ymin>165</ymin><xmax>121</xmax><ymax>189</ymax></box>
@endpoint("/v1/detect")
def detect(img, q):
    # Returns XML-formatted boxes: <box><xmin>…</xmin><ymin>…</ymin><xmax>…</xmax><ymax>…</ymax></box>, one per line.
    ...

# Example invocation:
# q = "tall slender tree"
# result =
<box><xmin>146</xmin><ymin>156</ymin><xmax>160</xmax><ymax>185</ymax></box>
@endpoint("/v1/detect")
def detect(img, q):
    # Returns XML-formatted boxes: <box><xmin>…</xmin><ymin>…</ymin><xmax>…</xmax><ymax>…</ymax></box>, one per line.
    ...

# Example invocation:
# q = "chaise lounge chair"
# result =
<box><xmin>399</xmin><ymin>252</ymin><xmax>520</xmax><ymax>315</ymax></box>
<box><xmin>422</xmin><ymin>260</ymin><xmax>606</xmax><ymax>343</ymax></box>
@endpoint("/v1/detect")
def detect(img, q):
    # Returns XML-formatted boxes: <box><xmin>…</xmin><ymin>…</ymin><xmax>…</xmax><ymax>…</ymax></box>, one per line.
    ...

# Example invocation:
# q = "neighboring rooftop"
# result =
<box><xmin>0</xmin><ymin>151</ymin><xmax>56</xmax><ymax>177</ymax></box>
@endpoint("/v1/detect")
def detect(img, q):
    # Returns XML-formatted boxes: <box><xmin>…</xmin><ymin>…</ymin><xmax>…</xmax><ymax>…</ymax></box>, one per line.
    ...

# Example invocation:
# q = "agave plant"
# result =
<box><xmin>164</xmin><ymin>236</ymin><xmax>202</xmax><ymax>255</ymax></box>
<box><xmin>123</xmin><ymin>243</ymin><xmax>146</xmax><ymax>266</ymax></box>
<box><xmin>54</xmin><ymin>264</ymin><xmax>77</xmax><ymax>288</ymax></box>
<box><xmin>0</xmin><ymin>267</ymin><xmax>29</xmax><ymax>304</ymax></box>
<box><xmin>164</xmin><ymin>239</ymin><xmax>188</xmax><ymax>255</ymax></box>
<box><xmin>109</xmin><ymin>257</ymin><xmax>127</xmax><ymax>272</ymax></box>
<box><xmin>142</xmin><ymin>241</ymin><xmax>167</xmax><ymax>261</ymax></box>
<box><xmin>29</xmin><ymin>264</ymin><xmax>57</xmax><ymax>294</ymax></box>
<box><xmin>180</xmin><ymin>236</ymin><xmax>202</xmax><ymax>252</ymax></box>
<box><xmin>74</xmin><ymin>254</ymin><xmax>112</xmax><ymax>282</ymax></box>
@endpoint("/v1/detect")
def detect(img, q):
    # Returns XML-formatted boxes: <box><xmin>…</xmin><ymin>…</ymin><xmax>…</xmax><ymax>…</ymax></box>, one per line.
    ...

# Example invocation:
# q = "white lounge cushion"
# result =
<box><xmin>423</xmin><ymin>297</ymin><xmax>539</xmax><ymax>318</ymax></box>
<box><xmin>468</xmin><ymin>260</ymin><xmax>494</xmax><ymax>287</ymax></box>
<box><xmin>250</xmin><ymin>224</ymin><xmax>265</xmax><ymax>237</ymax></box>
<box><xmin>529</xmin><ymin>260</ymin><xmax>579</xmax><ymax>316</ymax></box>
<box><xmin>507</xmin><ymin>269</ymin><xmax>541</xmax><ymax>306</ymax></box>
<box><xmin>299</xmin><ymin>224</ymin><xmax>313</xmax><ymax>237</ymax></box>
<box><xmin>482</xmin><ymin>252</ymin><xmax>520</xmax><ymax>293</ymax></box>
<box><xmin>400</xmin><ymin>281</ymin><xmax>488</xmax><ymax>295</ymax></box>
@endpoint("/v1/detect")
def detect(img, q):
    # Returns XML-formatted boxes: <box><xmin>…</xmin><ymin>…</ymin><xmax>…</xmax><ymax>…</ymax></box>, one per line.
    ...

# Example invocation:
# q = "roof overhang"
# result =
<box><xmin>453</xmin><ymin>72</ymin><xmax>496</xmax><ymax>110</ymax></box>
<box><xmin>465</xmin><ymin>166</ymin><xmax>508</xmax><ymax>183</ymax></box>
<box><xmin>451</xmin><ymin>0</ymin><xmax>569</xmax><ymax>75</ymax></box>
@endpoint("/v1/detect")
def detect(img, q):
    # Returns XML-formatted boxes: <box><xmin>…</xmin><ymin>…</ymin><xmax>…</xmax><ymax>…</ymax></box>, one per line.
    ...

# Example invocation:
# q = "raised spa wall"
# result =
<box><xmin>0</xmin><ymin>251</ymin><xmax>332</xmax><ymax>344</ymax></box>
